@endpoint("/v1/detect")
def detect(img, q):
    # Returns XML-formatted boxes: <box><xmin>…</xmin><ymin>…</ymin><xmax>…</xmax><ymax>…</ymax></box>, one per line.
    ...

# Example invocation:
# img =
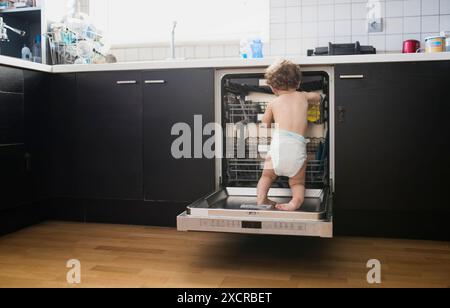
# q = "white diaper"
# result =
<box><xmin>269</xmin><ymin>129</ymin><xmax>308</xmax><ymax>178</ymax></box>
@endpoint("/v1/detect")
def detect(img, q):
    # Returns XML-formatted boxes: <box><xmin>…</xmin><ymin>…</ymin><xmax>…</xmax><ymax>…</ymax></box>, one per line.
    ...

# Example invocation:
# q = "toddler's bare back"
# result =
<box><xmin>271</xmin><ymin>92</ymin><xmax>309</xmax><ymax>136</ymax></box>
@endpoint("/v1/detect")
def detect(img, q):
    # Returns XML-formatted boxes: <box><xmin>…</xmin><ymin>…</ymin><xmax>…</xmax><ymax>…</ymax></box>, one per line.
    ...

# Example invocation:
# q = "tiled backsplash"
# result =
<box><xmin>270</xmin><ymin>0</ymin><xmax>450</xmax><ymax>56</ymax></box>
<box><xmin>82</xmin><ymin>0</ymin><xmax>449</xmax><ymax>62</ymax></box>
<box><xmin>79</xmin><ymin>0</ymin><xmax>89</xmax><ymax>14</ymax></box>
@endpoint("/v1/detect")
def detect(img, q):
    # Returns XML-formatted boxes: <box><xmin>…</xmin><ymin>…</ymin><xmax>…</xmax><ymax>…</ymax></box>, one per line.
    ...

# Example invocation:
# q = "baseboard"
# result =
<box><xmin>334</xmin><ymin>209</ymin><xmax>450</xmax><ymax>241</ymax></box>
<box><xmin>47</xmin><ymin>198</ymin><xmax>188</xmax><ymax>228</ymax></box>
<box><xmin>0</xmin><ymin>202</ymin><xmax>48</xmax><ymax>236</ymax></box>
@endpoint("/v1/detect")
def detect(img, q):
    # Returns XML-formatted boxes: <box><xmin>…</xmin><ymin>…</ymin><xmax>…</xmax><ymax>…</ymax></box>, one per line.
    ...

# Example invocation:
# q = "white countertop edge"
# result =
<box><xmin>1</xmin><ymin>52</ymin><xmax>450</xmax><ymax>74</ymax></box>
<box><xmin>0</xmin><ymin>55</ymin><xmax>52</xmax><ymax>73</ymax></box>
<box><xmin>50</xmin><ymin>53</ymin><xmax>450</xmax><ymax>73</ymax></box>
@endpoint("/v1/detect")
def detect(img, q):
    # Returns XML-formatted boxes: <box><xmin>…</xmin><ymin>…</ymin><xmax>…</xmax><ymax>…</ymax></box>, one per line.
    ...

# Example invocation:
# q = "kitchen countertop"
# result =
<box><xmin>1</xmin><ymin>52</ymin><xmax>450</xmax><ymax>74</ymax></box>
<box><xmin>0</xmin><ymin>55</ymin><xmax>53</xmax><ymax>73</ymax></box>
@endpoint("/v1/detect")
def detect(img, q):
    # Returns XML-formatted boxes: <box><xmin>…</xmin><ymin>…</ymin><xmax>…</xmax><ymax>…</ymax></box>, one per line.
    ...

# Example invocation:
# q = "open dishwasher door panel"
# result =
<box><xmin>178</xmin><ymin>187</ymin><xmax>333</xmax><ymax>238</ymax></box>
<box><xmin>177</xmin><ymin>67</ymin><xmax>335</xmax><ymax>238</ymax></box>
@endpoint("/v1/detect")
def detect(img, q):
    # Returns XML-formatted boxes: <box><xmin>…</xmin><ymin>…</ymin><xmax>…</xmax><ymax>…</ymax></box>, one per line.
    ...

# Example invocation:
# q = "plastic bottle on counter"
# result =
<box><xmin>251</xmin><ymin>39</ymin><xmax>264</xmax><ymax>59</ymax></box>
<box><xmin>21</xmin><ymin>45</ymin><xmax>32</xmax><ymax>61</ymax></box>
<box><xmin>32</xmin><ymin>35</ymin><xmax>42</xmax><ymax>63</ymax></box>
<box><xmin>240</xmin><ymin>38</ymin><xmax>251</xmax><ymax>59</ymax></box>
<box><xmin>441</xmin><ymin>31</ymin><xmax>450</xmax><ymax>52</ymax></box>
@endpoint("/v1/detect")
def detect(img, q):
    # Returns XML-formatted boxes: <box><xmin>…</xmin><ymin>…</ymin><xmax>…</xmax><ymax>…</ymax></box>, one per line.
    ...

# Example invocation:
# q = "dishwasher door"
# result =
<box><xmin>177</xmin><ymin>187</ymin><xmax>333</xmax><ymax>238</ymax></box>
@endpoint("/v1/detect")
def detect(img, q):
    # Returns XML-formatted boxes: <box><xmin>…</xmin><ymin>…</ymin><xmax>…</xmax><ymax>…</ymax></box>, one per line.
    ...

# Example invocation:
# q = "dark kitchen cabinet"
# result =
<box><xmin>0</xmin><ymin>92</ymin><xmax>24</xmax><ymax>144</ymax></box>
<box><xmin>74</xmin><ymin>71</ymin><xmax>144</xmax><ymax>200</ymax></box>
<box><xmin>0</xmin><ymin>144</ymin><xmax>31</xmax><ymax>211</ymax></box>
<box><xmin>143</xmin><ymin>69</ymin><xmax>215</xmax><ymax>203</ymax></box>
<box><xmin>24</xmin><ymin>70</ymin><xmax>52</xmax><ymax>201</ymax></box>
<box><xmin>0</xmin><ymin>66</ymin><xmax>23</xmax><ymax>93</ymax></box>
<box><xmin>0</xmin><ymin>66</ymin><xmax>31</xmax><ymax>211</ymax></box>
<box><xmin>50</xmin><ymin>73</ymin><xmax>79</xmax><ymax>197</ymax></box>
<box><xmin>335</xmin><ymin>61</ymin><xmax>450</xmax><ymax>213</ymax></box>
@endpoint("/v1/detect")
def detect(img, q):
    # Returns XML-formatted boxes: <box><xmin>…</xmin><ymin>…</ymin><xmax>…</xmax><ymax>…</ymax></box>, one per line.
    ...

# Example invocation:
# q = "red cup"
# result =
<box><xmin>403</xmin><ymin>40</ymin><xmax>420</xmax><ymax>53</ymax></box>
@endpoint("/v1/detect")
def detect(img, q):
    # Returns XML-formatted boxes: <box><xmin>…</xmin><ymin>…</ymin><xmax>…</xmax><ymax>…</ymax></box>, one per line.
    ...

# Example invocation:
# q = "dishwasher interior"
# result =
<box><xmin>178</xmin><ymin>67</ymin><xmax>334</xmax><ymax>238</ymax></box>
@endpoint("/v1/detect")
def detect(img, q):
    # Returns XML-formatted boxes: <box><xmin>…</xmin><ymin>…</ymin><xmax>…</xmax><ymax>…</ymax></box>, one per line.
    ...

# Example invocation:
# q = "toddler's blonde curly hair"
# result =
<box><xmin>265</xmin><ymin>59</ymin><xmax>302</xmax><ymax>91</ymax></box>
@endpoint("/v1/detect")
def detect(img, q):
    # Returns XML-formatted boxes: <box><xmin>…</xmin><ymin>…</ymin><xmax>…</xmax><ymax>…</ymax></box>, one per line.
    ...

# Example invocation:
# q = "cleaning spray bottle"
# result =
<box><xmin>21</xmin><ymin>45</ymin><xmax>32</xmax><ymax>61</ymax></box>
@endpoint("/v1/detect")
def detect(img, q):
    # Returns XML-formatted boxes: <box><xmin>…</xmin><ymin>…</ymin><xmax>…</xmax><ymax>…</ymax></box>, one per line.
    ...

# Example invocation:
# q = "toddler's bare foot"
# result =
<box><xmin>276</xmin><ymin>200</ymin><xmax>303</xmax><ymax>212</ymax></box>
<box><xmin>257</xmin><ymin>198</ymin><xmax>277</xmax><ymax>207</ymax></box>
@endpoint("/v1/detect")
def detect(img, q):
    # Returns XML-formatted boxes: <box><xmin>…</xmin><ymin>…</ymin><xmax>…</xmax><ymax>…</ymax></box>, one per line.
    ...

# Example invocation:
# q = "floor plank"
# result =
<box><xmin>0</xmin><ymin>221</ymin><xmax>448</xmax><ymax>288</ymax></box>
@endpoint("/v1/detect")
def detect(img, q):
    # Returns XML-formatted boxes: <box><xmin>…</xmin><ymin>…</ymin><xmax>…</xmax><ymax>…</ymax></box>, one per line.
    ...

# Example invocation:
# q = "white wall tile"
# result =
<box><xmin>404</xmin><ymin>16</ymin><xmax>421</xmax><ymax>33</ymax></box>
<box><xmin>369</xmin><ymin>35</ymin><xmax>386</xmax><ymax>52</ymax></box>
<box><xmin>286</xmin><ymin>0</ymin><xmax>301</xmax><ymax>7</ymax></box>
<box><xmin>125</xmin><ymin>48</ymin><xmax>139</xmax><ymax>62</ymax></box>
<box><xmin>386</xmin><ymin>17</ymin><xmax>404</xmax><ymax>34</ymax></box>
<box><xmin>404</xmin><ymin>0</ymin><xmax>421</xmax><ymax>16</ymax></box>
<box><xmin>318</xmin><ymin>5</ymin><xmax>334</xmax><ymax>21</ymax></box>
<box><xmin>270</xmin><ymin>39</ymin><xmax>286</xmax><ymax>55</ymax></box>
<box><xmin>386</xmin><ymin>34</ymin><xmax>404</xmax><ymax>51</ymax></box>
<box><xmin>335</xmin><ymin>4</ymin><xmax>352</xmax><ymax>20</ymax></box>
<box><xmin>422</xmin><ymin>0</ymin><xmax>440</xmax><ymax>16</ymax></box>
<box><xmin>224</xmin><ymin>45</ymin><xmax>239</xmax><ymax>57</ymax></box>
<box><xmin>441</xmin><ymin>0</ymin><xmax>450</xmax><ymax>15</ymax></box>
<box><xmin>302</xmin><ymin>5</ymin><xmax>318</xmax><ymax>22</ymax></box>
<box><xmin>286</xmin><ymin>38</ymin><xmax>302</xmax><ymax>55</ymax></box>
<box><xmin>271</xmin><ymin>0</ymin><xmax>286</xmax><ymax>8</ymax></box>
<box><xmin>210</xmin><ymin>45</ymin><xmax>225</xmax><ymax>58</ymax></box>
<box><xmin>271</xmin><ymin>7</ymin><xmax>286</xmax><ymax>23</ymax></box>
<box><xmin>195</xmin><ymin>46</ymin><xmax>210</xmax><ymax>59</ymax></box>
<box><xmin>421</xmin><ymin>15</ymin><xmax>440</xmax><ymax>32</ymax></box>
<box><xmin>138</xmin><ymin>48</ymin><xmax>152</xmax><ymax>61</ymax></box>
<box><xmin>286</xmin><ymin>6</ymin><xmax>302</xmax><ymax>23</ymax></box>
<box><xmin>153</xmin><ymin>47</ymin><xmax>169</xmax><ymax>60</ymax></box>
<box><xmin>286</xmin><ymin>23</ymin><xmax>302</xmax><ymax>38</ymax></box>
<box><xmin>352</xmin><ymin>2</ymin><xmax>367</xmax><ymax>20</ymax></box>
<box><xmin>441</xmin><ymin>14</ymin><xmax>450</xmax><ymax>31</ymax></box>
<box><xmin>386</xmin><ymin>1</ymin><xmax>404</xmax><ymax>18</ymax></box>
<box><xmin>271</xmin><ymin>23</ymin><xmax>286</xmax><ymax>39</ymax></box>
<box><xmin>319</xmin><ymin>21</ymin><xmax>335</xmax><ymax>37</ymax></box>
<box><xmin>352</xmin><ymin>19</ymin><xmax>367</xmax><ymax>35</ymax></box>
<box><xmin>301</xmin><ymin>22</ymin><xmax>318</xmax><ymax>38</ymax></box>
<box><xmin>334</xmin><ymin>20</ymin><xmax>352</xmax><ymax>36</ymax></box>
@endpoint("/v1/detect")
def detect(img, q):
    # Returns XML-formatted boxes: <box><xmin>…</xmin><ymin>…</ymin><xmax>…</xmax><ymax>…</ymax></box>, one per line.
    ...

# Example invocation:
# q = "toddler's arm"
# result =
<box><xmin>262</xmin><ymin>102</ymin><xmax>274</xmax><ymax>125</ymax></box>
<box><xmin>305</xmin><ymin>92</ymin><xmax>322</xmax><ymax>105</ymax></box>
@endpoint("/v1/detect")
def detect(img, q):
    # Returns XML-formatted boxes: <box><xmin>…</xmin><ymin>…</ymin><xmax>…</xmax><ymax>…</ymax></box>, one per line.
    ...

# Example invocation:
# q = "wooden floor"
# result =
<box><xmin>0</xmin><ymin>221</ymin><xmax>448</xmax><ymax>288</ymax></box>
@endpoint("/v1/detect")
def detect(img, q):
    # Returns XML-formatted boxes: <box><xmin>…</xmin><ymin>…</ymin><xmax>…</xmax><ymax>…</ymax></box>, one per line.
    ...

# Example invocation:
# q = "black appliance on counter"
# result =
<box><xmin>308</xmin><ymin>42</ymin><xmax>376</xmax><ymax>56</ymax></box>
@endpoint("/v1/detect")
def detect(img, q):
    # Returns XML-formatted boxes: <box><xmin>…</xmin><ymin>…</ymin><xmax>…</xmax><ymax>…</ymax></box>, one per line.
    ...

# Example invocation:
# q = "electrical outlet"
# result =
<box><xmin>368</xmin><ymin>18</ymin><xmax>383</xmax><ymax>33</ymax></box>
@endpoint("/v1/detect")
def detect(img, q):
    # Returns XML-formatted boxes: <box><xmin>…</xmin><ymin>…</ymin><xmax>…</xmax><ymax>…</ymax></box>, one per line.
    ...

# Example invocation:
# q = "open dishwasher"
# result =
<box><xmin>177</xmin><ymin>67</ymin><xmax>335</xmax><ymax>238</ymax></box>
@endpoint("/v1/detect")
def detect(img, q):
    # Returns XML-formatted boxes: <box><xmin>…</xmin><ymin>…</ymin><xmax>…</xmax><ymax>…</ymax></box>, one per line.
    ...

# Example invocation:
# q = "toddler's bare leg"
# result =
<box><xmin>257</xmin><ymin>157</ymin><xmax>278</xmax><ymax>206</ymax></box>
<box><xmin>276</xmin><ymin>163</ymin><xmax>306</xmax><ymax>211</ymax></box>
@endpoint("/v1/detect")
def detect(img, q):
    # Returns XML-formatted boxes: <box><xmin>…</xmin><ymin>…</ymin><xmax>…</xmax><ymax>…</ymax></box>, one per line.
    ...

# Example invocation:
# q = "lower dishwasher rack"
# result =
<box><xmin>177</xmin><ymin>187</ymin><xmax>333</xmax><ymax>238</ymax></box>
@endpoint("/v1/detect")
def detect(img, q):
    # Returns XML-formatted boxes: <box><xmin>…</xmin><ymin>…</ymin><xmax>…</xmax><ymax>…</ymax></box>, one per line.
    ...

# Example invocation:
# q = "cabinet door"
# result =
<box><xmin>24</xmin><ymin>70</ymin><xmax>52</xmax><ymax>201</ymax></box>
<box><xmin>0</xmin><ymin>145</ymin><xmax>30</xmax><ymax>211</ymax></box>
<box><xmin>143</xmin><ymin>69</ymin><xmax>215</xmax><ymax>202</ymax></box>
<box><xmin>0</xmin><ymin>92</ymin><xmax>24</xmax><ymax>145</ymax></box>
<box><xmin>75</xmin><ymin>71</ymin><xmax>143</xmax><ymax>199</ymax></box>
<box><xmin>335</xmin><ymin>62</ymin><xmax>450</xmax><ymax>212</ymax></box>
<box><xmin>0</xmin><ymin>66</ymin><xmax>23</xmax><ymax>93</ymax></box>
<box><xmin>0</xmin><ymin>67</ymin><xmax>29</xmax><ymax>211</ymax></box>
<box><xmin>50</xmin><ymin>74</ymin><xmax>79</xmax><ymax>197</ymax></box>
